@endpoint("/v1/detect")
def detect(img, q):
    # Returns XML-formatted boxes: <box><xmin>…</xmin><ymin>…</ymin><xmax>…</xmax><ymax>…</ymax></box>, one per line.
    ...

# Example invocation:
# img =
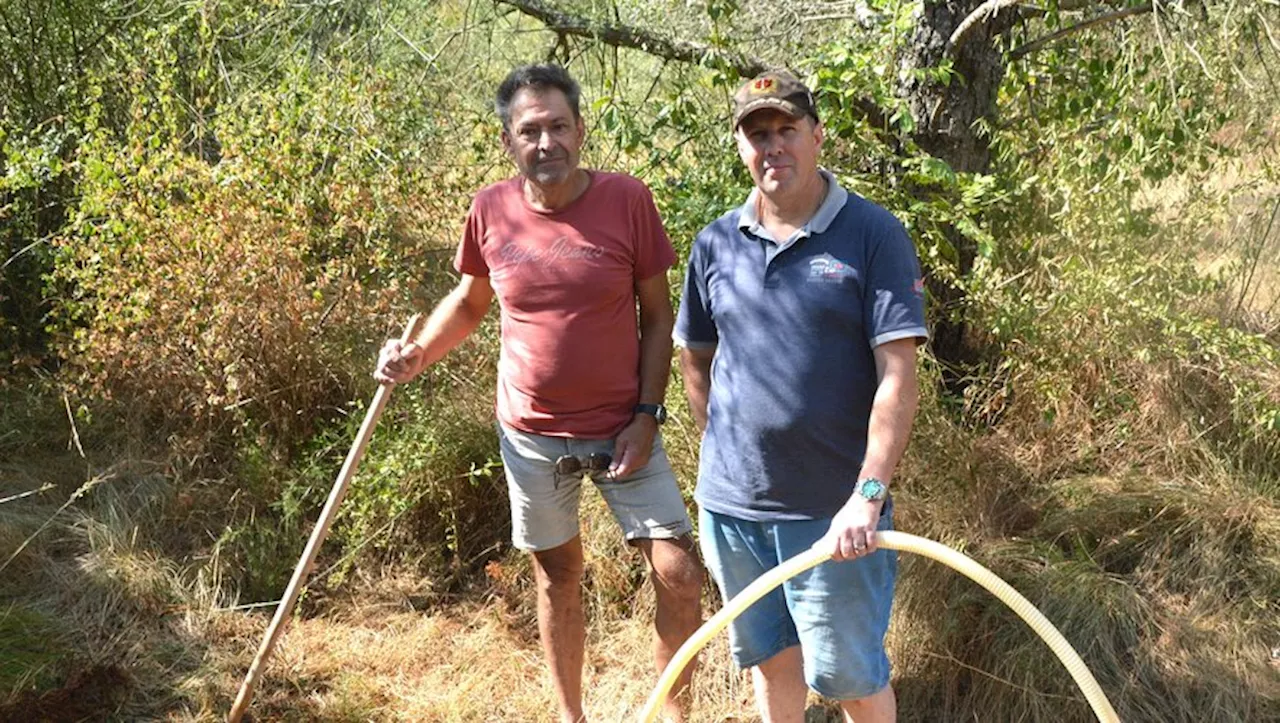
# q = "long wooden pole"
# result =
<box><xmin>228</xmin><ymin>314</ymin><xmax>425</xmax><ymax>722</ymax></box>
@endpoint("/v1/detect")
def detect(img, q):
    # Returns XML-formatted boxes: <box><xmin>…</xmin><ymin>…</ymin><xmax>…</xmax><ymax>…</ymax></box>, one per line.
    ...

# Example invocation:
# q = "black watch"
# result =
<box><xmin>634</xmin><ymin>403</ymin><xmax>668</xmax><ymax>425</ymax></box>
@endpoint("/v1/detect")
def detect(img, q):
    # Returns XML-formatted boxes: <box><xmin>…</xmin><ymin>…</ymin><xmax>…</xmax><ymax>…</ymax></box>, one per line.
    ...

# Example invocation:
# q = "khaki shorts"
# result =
<box><xmin>497</xmin><ymin>422</ymin><xmax>694</xmax><ymax>551</ymax></box>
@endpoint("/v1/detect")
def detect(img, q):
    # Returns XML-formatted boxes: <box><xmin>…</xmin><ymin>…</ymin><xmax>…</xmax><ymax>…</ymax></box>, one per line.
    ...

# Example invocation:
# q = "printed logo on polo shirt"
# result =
<box><xmin>498</xmin><ymin>236</ymin><xmax>606</xmax><ymax>266</ymax></box>
<box><xmin>808</xmin><ymin>254</ymin><xmax>857</xmax><ymax>284</ymax></box>
<box><xmin>913</xmin><ymin>277</ymin><xmax>926</xmax><ymax>296</ymax></box>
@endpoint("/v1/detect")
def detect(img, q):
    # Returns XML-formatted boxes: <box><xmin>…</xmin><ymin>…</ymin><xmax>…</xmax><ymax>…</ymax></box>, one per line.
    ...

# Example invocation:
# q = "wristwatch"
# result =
<box><xmin>854</xmin><ymin>478</ymin><xmax>888</xmax><ymax>501</ymax></box>
<box><xmin>634</xmin><ymin>403</ymin><xmax>668</xmax><ymax>425</ymax></box>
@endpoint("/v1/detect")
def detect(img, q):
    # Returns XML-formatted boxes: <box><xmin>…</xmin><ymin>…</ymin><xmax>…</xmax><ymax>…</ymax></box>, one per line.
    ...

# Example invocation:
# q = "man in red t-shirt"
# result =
<box><xmin>373</xmin><ymin>64</ymin><xmax>702</xmax><ymax>722</ymax></box>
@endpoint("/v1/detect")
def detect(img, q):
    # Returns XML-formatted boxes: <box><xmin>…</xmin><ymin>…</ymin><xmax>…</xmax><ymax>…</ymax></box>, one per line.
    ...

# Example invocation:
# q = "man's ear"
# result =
<box><xmin>500</xmin><ymin>127</ymin><xmax>513</xmax><ymax>156</ymax></box>
<box><xmin>813</xmin><ymin>119</ymin><xmax>825</xmax><ymax>148</ymax></box>
<box><xmin>575</xmin><ymin>116</ymin><xmax>586</xmax><ymax>146</ymax></box>
<box><xmin>733</xmin><ymin>127</ymin><xmax>751</xmax><ymax>161</ymax></box>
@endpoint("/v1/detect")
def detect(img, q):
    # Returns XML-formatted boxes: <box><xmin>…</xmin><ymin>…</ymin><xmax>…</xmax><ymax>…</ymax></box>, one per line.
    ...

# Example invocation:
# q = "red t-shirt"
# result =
<box><xmin>455</xmin><ymin>171</ymin><xmax>676</xmax><ymax>438</ymax></box>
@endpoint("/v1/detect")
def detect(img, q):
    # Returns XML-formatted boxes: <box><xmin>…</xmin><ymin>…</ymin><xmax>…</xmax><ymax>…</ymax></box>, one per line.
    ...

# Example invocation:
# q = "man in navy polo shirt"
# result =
<box><xmin>675</xmin><ymin>69</ymin><xmax>926</xmax><ymax>722</ymax></box>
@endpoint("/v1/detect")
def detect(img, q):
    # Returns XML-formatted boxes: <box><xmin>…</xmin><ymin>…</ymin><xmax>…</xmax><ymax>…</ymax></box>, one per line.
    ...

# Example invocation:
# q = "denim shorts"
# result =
<box><xmin>698</xmin><ymin>501</ymin><xmax>897</xmax><ymax>700</ymax></box>
<box><xmin>497</xmin><ymin>423</ymin><xmax>694</xmax><ymax>551</ymax></box>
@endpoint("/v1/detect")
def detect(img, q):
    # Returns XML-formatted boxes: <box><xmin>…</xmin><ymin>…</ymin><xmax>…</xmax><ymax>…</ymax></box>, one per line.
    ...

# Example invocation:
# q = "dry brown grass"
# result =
<box><xmin>135</xmin><ymin>560</ymin><xmax>756</xmax><ymax>723</ymax></box>
<box><xmin>1143</xmin><ymin>141</ymin><xmax>1280</xmax><ymax>328</ymax></box>
<box><xmin>185</xmin><ymin>574</ymin><xmax>845</xmax><ymax>722</ymax></box>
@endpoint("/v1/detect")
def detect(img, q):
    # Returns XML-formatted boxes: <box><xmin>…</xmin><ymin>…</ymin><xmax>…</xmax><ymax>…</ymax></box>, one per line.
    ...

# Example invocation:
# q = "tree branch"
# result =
<box><xmin>949</xmin><ymin>0</ymin><xmax>1027</xmax><ymax>55</ymax></box>
<box><xmin>494</xmin><ymin>0</ymin><xmax>768</xmax><ymax>77</ymax></box>
<box><xmin>1010</xmin><ymin>3</ymin><xmax>1153</xmax><ymax>60</ymax></box>
<box><xmin>493</xmin><ymin>0</ymin><xmax>893</xmax><ymax>132</ymax></box>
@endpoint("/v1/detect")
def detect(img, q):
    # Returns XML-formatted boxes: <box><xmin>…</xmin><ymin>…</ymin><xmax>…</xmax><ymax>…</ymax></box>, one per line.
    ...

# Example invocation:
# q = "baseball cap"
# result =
<box><xmin>731</xmin><ymin>70</ymin><xmax>819</xmax><ymax>129</ymax></box>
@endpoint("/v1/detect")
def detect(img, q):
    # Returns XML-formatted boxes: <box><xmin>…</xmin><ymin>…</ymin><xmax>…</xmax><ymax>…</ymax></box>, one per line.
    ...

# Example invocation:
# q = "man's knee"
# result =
<box><xmin>838</xmin><ymin>683</ymin><xmax>896</xmax><ymax>720</ymax></box>
<box><xmin>842</xmin><ymin>689</ymin><xmax>881</xmax><ymax>709</ymax></box>
<box><xmin>650</xmin><ymin>536</ymin><xmax>704</xmax><ymax>603</ymax></box>
<box><xmin>533</xmin><ymin>543</ymin><xmax>585</xmax><ymax>591</ymax></box>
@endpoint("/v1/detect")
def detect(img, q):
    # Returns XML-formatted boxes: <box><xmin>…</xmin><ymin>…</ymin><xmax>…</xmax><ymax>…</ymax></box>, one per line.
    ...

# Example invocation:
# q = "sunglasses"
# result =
<box><xmin>554</xmin><ymin>453</ymin><xmax>613</xmax><ymax>476</ymax></box>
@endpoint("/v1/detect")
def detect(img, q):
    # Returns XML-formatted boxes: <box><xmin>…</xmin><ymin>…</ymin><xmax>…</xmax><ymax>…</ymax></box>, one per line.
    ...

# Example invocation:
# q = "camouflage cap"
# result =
<box><xmin>731</xmin><ymin>69</ymin><xmax>819</xmax><ymax>129</ymax></box>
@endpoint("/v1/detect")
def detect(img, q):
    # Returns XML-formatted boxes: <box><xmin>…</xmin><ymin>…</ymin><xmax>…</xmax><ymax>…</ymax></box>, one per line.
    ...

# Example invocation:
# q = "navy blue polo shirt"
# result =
<box><xmin>675</xmin><ymin>171</ymin><xmax>927</xmax><ymax>521</ymax></box>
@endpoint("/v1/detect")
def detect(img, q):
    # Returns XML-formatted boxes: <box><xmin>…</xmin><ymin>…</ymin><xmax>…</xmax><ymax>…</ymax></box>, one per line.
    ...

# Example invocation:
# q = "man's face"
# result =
<box><xmin>735</xmin><ymin>109</ymin><xmax>823</xmax><ymax>197</ymax></box>
<box><xmin>501</xmin><ymin>87</ymin><xmax>585</xmax><ymax>186</ymax></box>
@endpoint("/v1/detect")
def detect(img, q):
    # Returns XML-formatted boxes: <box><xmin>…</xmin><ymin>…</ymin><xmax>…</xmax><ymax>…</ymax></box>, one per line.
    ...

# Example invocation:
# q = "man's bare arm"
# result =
<box><xmin>635</xmin><ymin>272</ymin><xmax>675</xmax><ymax>407</ymax></box>
<box><xmin>858</xmin><ymin>338</ymin><xmax>920</xmax><ymax>486</ymax></box>
<box><xmin>609</xmin><ymin>272</ymin><xmax>675</xmax><ymax>478</ymax></box>
<box><xmin>679</xmin><ymin>346</ymin><xmax>715</xmax><ymax>434</ymax></box>
<box><xmin>373</xmin><ymin>274</ymin><xmax>494</xmax><ymax>384</ymax></box>
<box><xmin>815</xmin><ymin>337</ymin><xmax>920</xmax><ymax>561</ymax></box>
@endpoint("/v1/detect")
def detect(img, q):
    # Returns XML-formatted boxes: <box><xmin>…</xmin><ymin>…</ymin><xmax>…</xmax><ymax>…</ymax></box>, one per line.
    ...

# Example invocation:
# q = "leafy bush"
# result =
<box><xmin>50</xmin><ymin>48</ymin><xmax>477</xmax><ymax>448</ymax></box>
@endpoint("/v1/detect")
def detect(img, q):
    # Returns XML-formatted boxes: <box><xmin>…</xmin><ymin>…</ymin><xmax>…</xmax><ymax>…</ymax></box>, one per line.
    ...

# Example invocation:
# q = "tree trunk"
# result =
<box><xmin>900</xmin><ymin>0</ymin><xmax>1017</xmax><ymax>174</ymax></box>
<box><xmin>898</xmin><ymin>0</ymin><xmax>1019</xmax><ymax>395</ymax></box>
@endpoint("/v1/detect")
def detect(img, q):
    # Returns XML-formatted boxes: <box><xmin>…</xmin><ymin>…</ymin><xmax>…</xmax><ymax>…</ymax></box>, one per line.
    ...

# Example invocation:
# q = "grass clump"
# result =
<box><xmin>0</xmin><ymin>605</ymin><xmax>70</xmax><ymax>696</ymax></box>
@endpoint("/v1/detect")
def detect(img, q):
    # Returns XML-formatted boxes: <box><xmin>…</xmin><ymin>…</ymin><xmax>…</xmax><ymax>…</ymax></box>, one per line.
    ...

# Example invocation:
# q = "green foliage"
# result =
<box><xmin>1</xmin><ymin>117</ymin><xmax>75</xmax><ymax>362</ymax></box>
<box><xmin>970</xmin><ymin>22</ymin><xmax>1280</xmax><ymax>485</ymax></box>
<box><xmin>49</xmin><ymin>42</ymin><xmax>467</xmax><ymax>445</ymax></box>
<box><xmin>210</xmin><ymin>374</ymin><xmax>505</xmax><ymax>601</ymax></box>
<box><xmin>326</xmin><ymin>390</ymin><xmax>504</xmax><ymax>579</ymax></box>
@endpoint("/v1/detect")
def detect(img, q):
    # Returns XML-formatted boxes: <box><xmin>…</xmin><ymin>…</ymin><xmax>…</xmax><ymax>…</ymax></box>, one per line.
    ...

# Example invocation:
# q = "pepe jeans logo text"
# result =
<box><xmin>499</xmin><ymin>237</ymin><xmax>606</xmax><ymax>266</ymax></box>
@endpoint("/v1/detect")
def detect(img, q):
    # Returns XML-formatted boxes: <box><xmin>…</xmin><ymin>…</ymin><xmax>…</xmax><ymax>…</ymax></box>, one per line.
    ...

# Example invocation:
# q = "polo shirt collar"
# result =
<box><xmin>737</xmin><ymin>168</ymin><xmax>849</xmax><ymax>244</ymax></box>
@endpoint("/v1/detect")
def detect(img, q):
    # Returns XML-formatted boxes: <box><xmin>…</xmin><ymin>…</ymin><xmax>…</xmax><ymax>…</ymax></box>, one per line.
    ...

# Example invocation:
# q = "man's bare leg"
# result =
<box><xmin>839</xmin><ymin>684</ymin><xmax>896</xmax><ymax>723</ymax></box>
<box><xmin>751</xmin><ymin>645</ymin><xmax>808</xmax><ymax>723</ymax></box>
<box><xmin>635</xmin><ymin>535</ymin><xmax>704</xmax><ymax>722</ymax></box>
<box><xmin>533</xmin><ymin>537</ymin><xmax>587</xmax><ymax>723</ymax></box>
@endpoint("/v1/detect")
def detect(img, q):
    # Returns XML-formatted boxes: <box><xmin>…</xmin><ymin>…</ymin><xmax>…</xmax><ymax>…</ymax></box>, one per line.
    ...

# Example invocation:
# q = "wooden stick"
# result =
<box><xmin>228</xmin><ymin>314</ymin><xmax>426</xmax><ymax>722</ymax></box>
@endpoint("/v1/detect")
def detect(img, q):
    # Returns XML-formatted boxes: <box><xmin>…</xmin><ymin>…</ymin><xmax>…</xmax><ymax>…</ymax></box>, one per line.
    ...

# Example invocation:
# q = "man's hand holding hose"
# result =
<box><xmin>815</xmin><ymin>494</ymin><xmax>885</xmax><ymax>561</ymax></box>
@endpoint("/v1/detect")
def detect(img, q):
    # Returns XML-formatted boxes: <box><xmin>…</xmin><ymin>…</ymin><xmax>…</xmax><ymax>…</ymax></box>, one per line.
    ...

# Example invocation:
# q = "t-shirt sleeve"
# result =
<box><xmin>865</xmin><ymin>216</ymin><xmax>928</xmax><ymax>347</ymax></box>
<box><xmin>674</xmin><ymin>235</ymin><xmax>718</xmax><ymax>349</ymax></box>
<box><xmin>630</xmin><ymin>183</ymin><xmax>677</xmax><ymax>279</ymax></box>
<box><xmin>454</xmin><ymin>196</ymin><xmax>490</xmax><ymax>277</ymax></box>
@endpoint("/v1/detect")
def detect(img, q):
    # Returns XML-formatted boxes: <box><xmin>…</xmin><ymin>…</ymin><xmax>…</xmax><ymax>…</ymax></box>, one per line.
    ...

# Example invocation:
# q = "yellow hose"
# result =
<box><xmin>637</xmin><ymin>530</ymin><xmax>1120</xmax><ymax>722</ymax></box>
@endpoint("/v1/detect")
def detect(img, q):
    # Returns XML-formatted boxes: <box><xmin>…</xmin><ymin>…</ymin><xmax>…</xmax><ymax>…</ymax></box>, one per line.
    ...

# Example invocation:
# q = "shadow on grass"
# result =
<box><xmin>0</xmin><ymin>664</ymin><xmax>133</xmax><ymax>722</ymax></box>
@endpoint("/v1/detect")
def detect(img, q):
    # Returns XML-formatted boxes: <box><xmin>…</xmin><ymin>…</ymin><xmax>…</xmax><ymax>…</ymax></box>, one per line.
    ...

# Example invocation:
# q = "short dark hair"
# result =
<box><xmin>494</xmin><ymin>64</ymin><xmax>582</xmax><ymax>129</ymax></box>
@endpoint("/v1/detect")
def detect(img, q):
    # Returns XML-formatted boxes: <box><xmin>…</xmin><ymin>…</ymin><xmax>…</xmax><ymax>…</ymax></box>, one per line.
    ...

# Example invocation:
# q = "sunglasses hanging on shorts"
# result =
<box><xmin>554</xmin><ymin>453</ymin><xmax>612</xmax><ymax>476</ymax></box>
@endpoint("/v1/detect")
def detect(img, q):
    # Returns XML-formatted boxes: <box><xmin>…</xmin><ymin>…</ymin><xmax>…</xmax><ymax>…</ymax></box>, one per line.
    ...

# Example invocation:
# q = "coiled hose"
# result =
<box><xmin>637</xmin><ymin>530</ymin><xmax>1120</xmax><ymax>722</ymax></box>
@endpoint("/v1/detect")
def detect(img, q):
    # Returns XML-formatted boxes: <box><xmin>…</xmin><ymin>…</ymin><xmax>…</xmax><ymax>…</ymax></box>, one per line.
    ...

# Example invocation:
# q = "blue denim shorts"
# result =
<box><xmin>698</xmin><ymin>501</ymin><xmax>897</xmax><ymax>700</ymax></box>
<box><xmin>497</xmin><ymin>423</ymin><xmax>694</xmax><ymax>551</ymax></box>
